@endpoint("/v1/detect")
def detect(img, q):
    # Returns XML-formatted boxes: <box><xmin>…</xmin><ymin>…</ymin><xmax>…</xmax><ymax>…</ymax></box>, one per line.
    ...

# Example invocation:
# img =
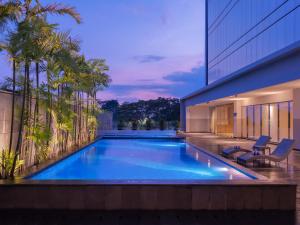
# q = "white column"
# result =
<box><xmin>180</xmin><ymin>100</ymin><xmax>186</xmax><ymax>132</ymax></box>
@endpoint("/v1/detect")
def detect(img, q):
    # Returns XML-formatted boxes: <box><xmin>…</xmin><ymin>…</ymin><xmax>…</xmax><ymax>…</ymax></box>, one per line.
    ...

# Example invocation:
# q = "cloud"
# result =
<box><xmin>99</xmin><ymin>65</ymin><xmax>206</xmax><ymax>102</ymax></box>
<box><xmin>163</xmin><ymin>65</ymin><xmax>206</xmax><ymax>97</ymax></box>
<box><xmin>163</xmin><ymin>66</ymin><xmax>205</xmax><ymax>83</ymax></box>
<box><xmin>133</xmin><ymin>55</ymin><xmax>165</xmax><ymax>63</ymax></box>
<box><xmin>137</xmin><ymin>79</ymin><xmax>155</xmax><ymax>82</ymax></box>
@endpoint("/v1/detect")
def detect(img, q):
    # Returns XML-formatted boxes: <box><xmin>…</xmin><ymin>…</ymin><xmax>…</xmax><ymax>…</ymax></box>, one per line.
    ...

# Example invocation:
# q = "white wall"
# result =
<box><xmin>186</xmin><ymin>105</ymin><xmax>210</xmax><ymax>132</ymax></box>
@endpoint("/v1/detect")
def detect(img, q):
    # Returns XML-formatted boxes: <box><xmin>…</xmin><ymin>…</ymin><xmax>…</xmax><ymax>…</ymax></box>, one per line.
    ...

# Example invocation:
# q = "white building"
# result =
<box><xmin>180</xmin><ymin>0</ymin><xmax>300</xmax><ymax>149</ymax></box>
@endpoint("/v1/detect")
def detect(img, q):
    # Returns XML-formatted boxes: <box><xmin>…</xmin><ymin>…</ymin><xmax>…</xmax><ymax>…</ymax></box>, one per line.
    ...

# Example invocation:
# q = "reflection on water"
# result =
<box><xmin>30</xmin><ymin>139</ymin><xmax>253</xmax><ymax>180</ymax></box>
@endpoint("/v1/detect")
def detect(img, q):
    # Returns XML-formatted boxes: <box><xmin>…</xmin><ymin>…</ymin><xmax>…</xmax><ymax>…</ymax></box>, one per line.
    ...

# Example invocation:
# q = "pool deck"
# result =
<box><xmin>184</xmin><ymin>132</ymin><xmax>300</xmax><ymax>222</ymax></box>
<box><xmin>184</xmin><ymin>133</ymin><xmax>300</xmax><ymax>181</ymax></box>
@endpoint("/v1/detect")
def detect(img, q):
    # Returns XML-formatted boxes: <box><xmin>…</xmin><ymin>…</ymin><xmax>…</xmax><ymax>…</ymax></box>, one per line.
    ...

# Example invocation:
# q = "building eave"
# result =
<box><xmin>181</xmin><ymin>40</ymin><xmax>300</xmax><ymax>102</ymax></box>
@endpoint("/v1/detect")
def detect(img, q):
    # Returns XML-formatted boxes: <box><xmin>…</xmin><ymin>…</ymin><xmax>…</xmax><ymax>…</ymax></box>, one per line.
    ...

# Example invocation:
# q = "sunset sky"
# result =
<box><xmin>0</xmin><ymin>0</ymin><xmax>206</xmax><ymax>102</ymax></box>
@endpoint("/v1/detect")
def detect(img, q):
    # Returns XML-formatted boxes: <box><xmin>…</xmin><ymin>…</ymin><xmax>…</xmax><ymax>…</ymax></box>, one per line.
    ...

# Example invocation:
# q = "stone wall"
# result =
<box><xmin>0</xmin><ymin>90</ymin><xmax>19</xmax><ymax>151</ymax></box>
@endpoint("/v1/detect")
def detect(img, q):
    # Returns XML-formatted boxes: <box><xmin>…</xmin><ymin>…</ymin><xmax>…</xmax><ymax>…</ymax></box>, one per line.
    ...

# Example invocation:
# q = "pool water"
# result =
<box><xmin>29</xmin><ymin>139</ymin><xmax>253</xmax><ymax>180</ymax></box>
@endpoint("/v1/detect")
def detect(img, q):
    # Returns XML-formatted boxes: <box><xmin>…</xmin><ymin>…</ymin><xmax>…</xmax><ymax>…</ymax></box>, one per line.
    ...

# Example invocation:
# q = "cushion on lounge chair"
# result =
<box><xmin>237</xmin><ymin>152</ymin><xmax>255</xmax><ymax>164</ymax></box>
<box><xmin>271</xmin><ymin>139</ymin><xmax>294</xmax><ymax>159</ymax></box>
<box><xmin>253</xmin><ymin>136</ymin><xmax>271</xmax><ymax>150</ymax></box>
<box><xmin>222</xmin><ymin>147</ymin><xmax>237</xmax><ymax>156</ymax></box>
<box><xmin>222</xmin><ymin>147</ymin><xmax>250</xmax><ymax>157</ymax></box>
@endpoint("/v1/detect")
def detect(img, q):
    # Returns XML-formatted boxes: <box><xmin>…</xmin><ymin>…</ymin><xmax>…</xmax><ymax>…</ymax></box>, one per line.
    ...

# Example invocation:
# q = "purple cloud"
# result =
<box><xmin>133</xmin><ymin>55</ymin><xmax>165</xmax><ymax>63</ymax></box>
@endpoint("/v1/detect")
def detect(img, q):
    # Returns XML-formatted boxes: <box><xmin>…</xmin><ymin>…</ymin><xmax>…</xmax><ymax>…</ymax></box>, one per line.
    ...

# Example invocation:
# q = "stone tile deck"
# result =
<box><xmin>185</xmin><ymin>132</ymin><xmax>300</xmax><ymax>224</ymax></box>
<box><xmin>184</xmin><ymin>133</ymin><xmax>300</xmax><ymax>181</ymax></box>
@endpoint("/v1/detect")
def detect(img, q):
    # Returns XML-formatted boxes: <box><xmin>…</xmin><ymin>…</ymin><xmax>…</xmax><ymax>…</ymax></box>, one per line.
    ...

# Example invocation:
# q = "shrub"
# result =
<box><xmin>131</xmin><ymin>121</ymin><xmax>138</xmax><ymax>130</ymax></box>
<box><xmin>0</xmin><ymin>149</ymin><xmax>24</xmax><ymax>179</ymax></box>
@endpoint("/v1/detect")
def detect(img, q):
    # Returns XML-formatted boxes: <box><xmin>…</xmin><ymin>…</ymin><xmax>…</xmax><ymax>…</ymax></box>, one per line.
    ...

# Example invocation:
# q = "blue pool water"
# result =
<box><xmin>29</xmin><ymin>139</ymin><xmax>253</xmax><ymax>180</ymax></box>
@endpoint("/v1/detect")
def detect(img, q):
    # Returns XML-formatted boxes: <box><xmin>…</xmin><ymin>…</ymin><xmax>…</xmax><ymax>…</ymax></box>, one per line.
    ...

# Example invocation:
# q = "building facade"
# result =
<box><xmin>181</xmin><ymin>0</ymin><xmax>300</xmax><ymax>149</ymax></box>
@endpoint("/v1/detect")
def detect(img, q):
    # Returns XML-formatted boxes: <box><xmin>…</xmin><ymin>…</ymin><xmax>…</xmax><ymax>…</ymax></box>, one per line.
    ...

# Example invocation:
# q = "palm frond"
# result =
<box><xmin>0</xmin><ymin>1</ymin><xmax>21</xmax><ymax>30</ymax></box>
<box><xmin>32</xmin><ymin>3</ymin><xmax>82</xmax><ymax>24</ymax></box>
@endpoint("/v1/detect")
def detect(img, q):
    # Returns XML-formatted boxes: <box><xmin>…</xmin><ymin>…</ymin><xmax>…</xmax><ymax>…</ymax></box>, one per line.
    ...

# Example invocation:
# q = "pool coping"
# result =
<box><xmin>23</xmin><ymin>136</ymin><xmax>268</xmax><ymax>181</ymax></box>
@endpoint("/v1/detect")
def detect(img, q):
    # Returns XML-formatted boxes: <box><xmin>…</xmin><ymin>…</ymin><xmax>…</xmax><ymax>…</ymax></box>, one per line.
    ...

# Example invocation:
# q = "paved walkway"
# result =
<box><xmin>184</xmin><ymin>133</ymin><xmax>300</xmax><ymax>181</ymax></box>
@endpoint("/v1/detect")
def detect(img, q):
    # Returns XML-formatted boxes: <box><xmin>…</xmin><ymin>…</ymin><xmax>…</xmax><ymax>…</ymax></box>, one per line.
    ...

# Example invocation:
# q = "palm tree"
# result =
<box><xmin>87</xmin><ymin>59</ymin><xmax>110</xmax><ymax>139</ymax></box>
<box><xmin>0</xmin><ymin>0</ymin><xmax>82</xmax><ymax>177</ymax></box>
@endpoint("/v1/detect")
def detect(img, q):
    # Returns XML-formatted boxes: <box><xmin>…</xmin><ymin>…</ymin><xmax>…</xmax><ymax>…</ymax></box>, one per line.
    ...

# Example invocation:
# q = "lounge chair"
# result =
<box><xmin>237</xmin><ymin>138</ymin><xmax>295</xmax><ymax>167</ymax></box>
<box><xmin>221</xmin><ymin>135</ymin><xmax>270</xmax><ymax>158</ymax></box>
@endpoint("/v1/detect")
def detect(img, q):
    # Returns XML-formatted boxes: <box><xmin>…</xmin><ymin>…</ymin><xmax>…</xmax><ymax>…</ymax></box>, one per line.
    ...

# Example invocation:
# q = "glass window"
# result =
<box><xmin>261</xmin><ymin>104</ymin><xmax>269</xmax><ymax>137</ymax></box>
<box><xmin>247</xmin><ymin>106</ymin><xmax>254</xmax><ymax>139</ymax></box>
<box><xmin>254</xmin><ymin>105</ymin><xmax>261</xmax><ymax>139</ymax></box>
<box><xmin>242</xmin><ymin>101</ymin><xmax>292</xmax><ymax>142</ymax></box>
<box><xmin>290</xmin><ymin>102</ymin><xmax>293</xmax><ymax>139</ymax></box>
<box><xmin>211</xmin><ymin>108</ymin><xmax>216</xmax><ymax>134</ymax></box>
<box><xmin>242</xmin><ymin>106</ymin><xmax>247</xmax><ymax>138</ymax></box>
<box><xmin>279</xmin><ymin>102</ymin><xmax>289</xmax><ymax>141</ymax></box>
<box><xmin>270</xmin><ymin>103</ymin><xmax>278</xmax><ymax>142</ymax></box>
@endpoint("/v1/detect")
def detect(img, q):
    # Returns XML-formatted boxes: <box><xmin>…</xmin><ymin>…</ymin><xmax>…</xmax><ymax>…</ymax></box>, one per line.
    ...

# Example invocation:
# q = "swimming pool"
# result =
<box><xmin>29</xmin><ymin>138</ymin><xmax>254</xmax><ymax>180</ymax></box>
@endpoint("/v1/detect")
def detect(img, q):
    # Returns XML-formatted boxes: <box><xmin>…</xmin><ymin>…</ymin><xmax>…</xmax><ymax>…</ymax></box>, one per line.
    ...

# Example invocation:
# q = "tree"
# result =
<box><xmin>103</xmin><ymin>98</ymin><xmax>180</xmax><ymax>130</ymax></box>
<box><xmin>0</xmin><ymin>0</ymin><xmax>87</xmax><ymax>177</ymax></box>
<box><xmin>131</xmin><ymin>121</ymin><xmax>138</xmax><ymax>130</ymax></box>
<box><xmin>145</xmin><ymin>119</ymin><xmax>152</xmax><ymax>130</ymax></box>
